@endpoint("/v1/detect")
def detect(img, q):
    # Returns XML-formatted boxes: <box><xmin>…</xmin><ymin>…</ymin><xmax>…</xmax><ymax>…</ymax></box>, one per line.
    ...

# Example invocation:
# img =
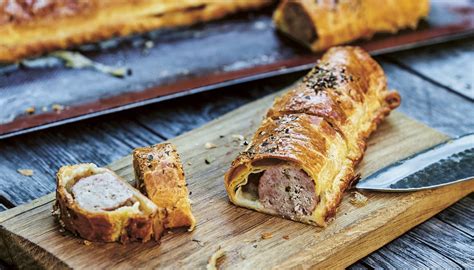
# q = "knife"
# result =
<box><xmin>356</xmin><ymin>133</ymin><xmax>474</xmax><ymax>192</ymax></box>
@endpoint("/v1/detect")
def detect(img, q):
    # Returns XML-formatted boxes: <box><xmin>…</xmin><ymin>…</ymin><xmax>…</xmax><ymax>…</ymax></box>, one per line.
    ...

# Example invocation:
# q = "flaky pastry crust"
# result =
<box><xmin>54</xmin><ymin>163</ymin><xmax>166</xmax><ymax>243</ymax></box>
<box><xmin>133</xmin><ymin>143</ymin><xmax>196</xmax><ymax>231</ymax></box>
<box><xmin>273</xmin><ymin>0</ymin><xmax>430</xmax><ymax>51</ymax></box>
<box><xmin>0</xmin><ymin>0</ymin><xmax>272</xmax><ymax>62</ymax></box>
<box><xmin>225</xmin><ymin>46</ymin><xmax>400</xmax><ymax>226</ymax></box>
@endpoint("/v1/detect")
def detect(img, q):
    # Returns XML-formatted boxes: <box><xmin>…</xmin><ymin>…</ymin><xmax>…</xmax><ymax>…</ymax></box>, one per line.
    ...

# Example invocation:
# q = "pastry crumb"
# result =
<box><xmin>206</xmin><ymin>246</ymin><xmax>226</xmax><ymax>270</ymax></box>
<box><xmin>52</xmin><ymin>104</ymin><xmax>64</xmax><ymax>113</ymax></box>
<box><xmin>350</xmin><ymin>191</ymin><xmax>368</xmax><ymax>207</ymax></box>
<box><xmin>187</xmin><ymin>161</ymin><xmax>192</xmax><ymax>166</ymax></box>
<box><xmin>25</xmin><ymin>107</ymin><xmax>35</xmax><ymax>114</ymax></box>
<box><xmin>231</xmin><ymin>134</ymin><xmax>245</xmax><ymax>142</ymax></box>
<box><xmin>83</xmin><ymin>240</ymin><xmax>92</xmax><ymax>246</ymax></box>
<box><xmin>261</xmin><ymin>232</ymin><xmax>273</xmax><ymax>240</ymax></box>
<box><xmin>282</xmin><ymin>235</ymin><xmax>290</xmax><ymax>240</ymax></box>
<box><xmin>205</xmin><ymin>142</ymin><xmax>217</xmax><ymax>149</ymax></box>
<box><xmin>17</xmin><ymin>169</ymin><xmax>34</xmax><ymax>176</ymax></box>
<box><xmin>41</xmin><ymin>106</ymin><xmax>48</xmax><ymax>112</ymax></box>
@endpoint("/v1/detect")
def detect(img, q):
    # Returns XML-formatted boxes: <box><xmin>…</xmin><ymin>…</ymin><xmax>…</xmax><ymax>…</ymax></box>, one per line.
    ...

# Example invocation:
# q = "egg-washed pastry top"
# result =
<box><xmin>133</xmin><ymin>143</ymin><xmax>196</xmax><ymax>231</ymax></box>
<box><xmin>273</xmin><ymin>0</ymin><xmax>430</xmax><ymax>52</ymax></box>
<box><xmin>224</xmin><ymin>46</ymin><xmax>400</xmax><ymax>226</ymax></box>
<box><xmin>0</xmin><ymin>0</ymin><xmax>272</xmax><ymax>62</ymax></box>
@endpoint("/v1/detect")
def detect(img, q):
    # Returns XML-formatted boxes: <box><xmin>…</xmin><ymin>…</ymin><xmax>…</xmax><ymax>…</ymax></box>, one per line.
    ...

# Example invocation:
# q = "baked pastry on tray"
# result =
<box><xmin>133</xmin><ymin>143</ymin><xmax>196</xmax><ymax>231</ymax></box>
<box><xmin>54</xmin><ymin>163</ymin><xmax>166</xmax><ymax>243</ymax></box>
<box><xmin>225</xmin><ymin>46</ymin><xmax>400</xmax><ymax>226</ymax></box>
<box><xmin>0</xmin><ymin>0</ymin><xmax>272</xmax><ymax>62</ymax></box>
<box><xmin>273</xmin><ymin>0</ymin><xmax>430</xmax><ymax>51</ymax></box>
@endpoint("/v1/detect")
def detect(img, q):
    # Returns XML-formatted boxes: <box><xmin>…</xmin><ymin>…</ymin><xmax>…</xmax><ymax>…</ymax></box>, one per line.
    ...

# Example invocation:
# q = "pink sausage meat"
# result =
<box><xmin>258</xmin><ymin>166</ymin><xmax>317</xmax><ymax>218</ymax></box>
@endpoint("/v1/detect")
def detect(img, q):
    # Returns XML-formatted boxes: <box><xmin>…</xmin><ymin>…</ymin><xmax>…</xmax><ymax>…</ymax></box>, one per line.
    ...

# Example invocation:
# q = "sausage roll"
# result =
<box><xmin>225</xmin><ymin>46</ymin><xmax>400</xmax><ymax>226</ymax></box>
<box><xmin>54</xmin><ymin>163</ymin><xmax>166</xmax><ymax>243</ymax></box>
<box><xmin>133</xmin><ymin>143</ymin><xmax>196</xmax><ymax>231</ymax></box>
<box><xmin>0</xmin><ymin>0</ymin><xmax>272</xmax><ymax>62</ymax></box>
<box><xmin>273</xmin><ymin>0</ymin><xmax>430</xmax><ymax>51</ymax></box>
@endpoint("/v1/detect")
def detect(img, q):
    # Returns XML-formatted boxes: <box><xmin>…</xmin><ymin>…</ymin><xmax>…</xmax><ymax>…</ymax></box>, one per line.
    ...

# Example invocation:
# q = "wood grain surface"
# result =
<box><xmin>0</xmin><ymin>86</ymin><xmax>472</xmax><ymax>269</ymax></box>
<box><xmin>1</xmin><ymin>38</ymin><xmax>473</xmax><ymax>269</ymax></box>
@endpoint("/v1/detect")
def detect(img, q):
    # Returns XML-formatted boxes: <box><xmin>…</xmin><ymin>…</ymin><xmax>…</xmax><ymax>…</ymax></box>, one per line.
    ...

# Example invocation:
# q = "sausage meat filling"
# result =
<box><xmin>257</xmin><ymin>166</ymin><xmax>317</xmax><ymax>218</ymax></box>
<box><xmin>71</xmin><ymin>172</ymin><xmax>135</xmax><ymax>212</ymax></box>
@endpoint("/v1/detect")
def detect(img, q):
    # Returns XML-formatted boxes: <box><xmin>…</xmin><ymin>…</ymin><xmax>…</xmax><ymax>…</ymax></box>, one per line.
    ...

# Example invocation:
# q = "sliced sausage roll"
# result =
<box><xmin>54</xmin><ymin>163</ymin><xmax>166</xmax><ymax>243</ymax></box>
<box><xmin>273</xmin><ymin>0</ymin><xmax>430</xmax><ymax>51</ymax></box>
<box><xmin>225</xmin><ymin>46</ymin><xmax>400</xmax><ymax>226</ymax></box>
<box><xmin>133</xmin><ymin>143</ymin><xmax>196</xmax><ymax>231</ymax></box>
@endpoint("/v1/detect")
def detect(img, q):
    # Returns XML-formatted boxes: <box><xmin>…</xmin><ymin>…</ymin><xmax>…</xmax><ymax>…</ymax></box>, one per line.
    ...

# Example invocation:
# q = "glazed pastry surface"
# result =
<box><xmin>225</xmin><ymin>46</ymin><xmax>400</xmax><ymax>226</ymax></box>
<box><xmin>273</xmin><ymin>0</ymin><xmax>430</xmax><ymax>51</ymax></box>
<box><xmin>133</xmin><ymin>143</ymin><xmax>196</xmax><ymax>231</ymax></box>
<box><xmin>0</xmin><ymin>0</ymin><xmax>272</xmax><ymax>62</ymax></box>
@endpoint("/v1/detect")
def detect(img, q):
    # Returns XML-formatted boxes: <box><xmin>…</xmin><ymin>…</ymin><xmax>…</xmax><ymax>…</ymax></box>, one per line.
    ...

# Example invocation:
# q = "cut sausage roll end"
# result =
<box><xmin>133</xmin><ymin>143</ymin><xmax>196</xmax><ymax>231</ymax></box>
<box><xmin>273</xmin><ymin>0</ymin><xmax>430</xmax><ymax>51</ymax></box>
<box><xmin>225</xmin><ymin>46</ymin><xmax>400</xmax><ymax>226</ymax></box>
<box><xmin>54</xmin><ymin>163</ymin><xmax>166</xmax><ymax>243</ymax></box>
<box><xmin>225</xmin><ymin>114</ymin><xmax>356</xmax><ymax>226</ymax></box>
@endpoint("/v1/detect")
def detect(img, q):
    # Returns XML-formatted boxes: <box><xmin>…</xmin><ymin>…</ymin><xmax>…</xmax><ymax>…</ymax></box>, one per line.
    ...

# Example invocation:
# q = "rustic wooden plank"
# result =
<box><xmin>384</xmin><ymin>38</ymin><xmax>474</xmax><ymax>100</ymax></box>
<box><xmin>2</xmin><ymin>88</ymin><xmax>472</xmax><ymax>269</ymax></box>
<box><xmin>407</xmin><ymin>218</ymin><xmax>474</xmax><ymax>267</ymax></box>
<box><xmin>379</xmin><ymin>61</ymin><xmax>474</xmax><ymax>136</ymax></box>
<box><xmin>348</xmin><ymin>262</ymin><xmax>369</xmax><ymax>270</ymax></box>
<box><xmin>363</xmin><ymin>233</ymin><xmax>466</xmax><ymax>269</ymax></box>
<box><xmin>0</xmin><ymin>43</ymin><xmax>473</xmax><ymax>268</ymax></box>
<box><xmin>435</xmin><ymin>196</ymin><xmax>473</xmax><ymax>236</ymax></box>
<box><xmin>353</xmin><ymin>195</ymin><xmax>474</xmax><ymax>269</ymax></box>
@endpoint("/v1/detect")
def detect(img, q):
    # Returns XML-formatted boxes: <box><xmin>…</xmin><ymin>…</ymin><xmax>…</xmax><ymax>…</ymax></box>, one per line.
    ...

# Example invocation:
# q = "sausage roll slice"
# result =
<box><xmin>273</xmin><ymin>0</ymin><xmax>430</xmax><ymax>51</ymax></box>
<box><xmin>225</xmin><ymin>46</ymin><xmax>400</xmax><ymax>226</ymax></box>
<box><xmin>55</xmin><ymin>163</ymin><xmax>166</xmax><ymax>243</ymax></box>
<box><xmin>133</xmin><ymin>143</ymin><xmax>196</xmax><ymax>231</ymax></box>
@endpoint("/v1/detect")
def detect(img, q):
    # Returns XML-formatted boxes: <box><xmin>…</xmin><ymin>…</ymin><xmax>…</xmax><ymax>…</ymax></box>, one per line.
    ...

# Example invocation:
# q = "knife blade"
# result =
<box><xmin>356</xmin><ymin>133</ymin><xmax>474</xmax><ymax>192</ymax></box>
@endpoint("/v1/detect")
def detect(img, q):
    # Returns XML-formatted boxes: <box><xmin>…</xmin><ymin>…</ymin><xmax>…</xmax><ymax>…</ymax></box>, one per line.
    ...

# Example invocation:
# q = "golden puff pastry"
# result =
<box><xmin>273</xmin><ymin>0</ymin><xmax>430</xmax><ymax>51</ymax></box>
<box><xmin>225</xmin><ymin>46</ymin><xmax>400</xmax><ymax>226</ymax></box>
<box><xmin>54</xmin><ymin>163</ymin><xmax>166</xmax><ymax>243</ymax></box>
<box><xmin>133</xmin><ymin>143</ymin><xmax>196</xmax><ymax>231</ymax></box>
<box><xmin>0</xmin><ymin>0</ymin><xmax>273</xmax><ymax>62</ymax></box>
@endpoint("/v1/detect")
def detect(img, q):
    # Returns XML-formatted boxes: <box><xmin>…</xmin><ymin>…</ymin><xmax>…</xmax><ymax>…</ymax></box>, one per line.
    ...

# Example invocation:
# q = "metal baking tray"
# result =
<box><xmin>1</xmin><ymin>0</ymin><xmax>473</xmax><ymax>139</ymax></box>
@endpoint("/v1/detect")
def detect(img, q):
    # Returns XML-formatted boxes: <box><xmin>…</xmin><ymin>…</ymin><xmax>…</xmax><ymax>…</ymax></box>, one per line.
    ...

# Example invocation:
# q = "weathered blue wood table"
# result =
<box><xmin>0</xmin><ymin>38</ymin><xmax>473</xmax><ymax>268</ymax></box>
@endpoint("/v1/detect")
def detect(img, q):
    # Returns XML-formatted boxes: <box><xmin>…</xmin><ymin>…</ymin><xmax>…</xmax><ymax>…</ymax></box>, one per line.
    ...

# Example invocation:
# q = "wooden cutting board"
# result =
<box><xmin>0</xmin><ymin>89</ymin><xmax>472</xmax><ymax>269</ymax></box>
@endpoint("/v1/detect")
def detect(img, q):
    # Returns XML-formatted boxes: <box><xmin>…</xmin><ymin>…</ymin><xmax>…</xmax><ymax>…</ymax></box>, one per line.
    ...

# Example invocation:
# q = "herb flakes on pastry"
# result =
<box><xmin>224</xmin><ymin>46</ymin><xmax>400</xmax><ymax>226</ymax></box>
<box><xmin>133</xmin><ymin>143</ymin><xmax>196</xmax><ymax>231</ymax></box>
